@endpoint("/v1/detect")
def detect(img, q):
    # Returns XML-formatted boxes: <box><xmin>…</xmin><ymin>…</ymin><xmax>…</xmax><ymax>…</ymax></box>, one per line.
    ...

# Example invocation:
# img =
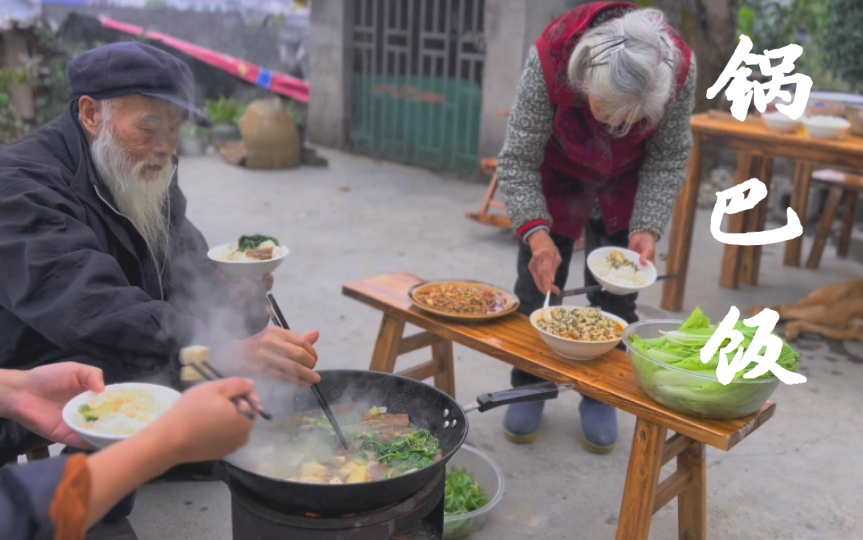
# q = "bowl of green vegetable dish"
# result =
<box><xmin>622</xmin><ymin>308</ymin><xmax>801</xmax><ymax>419</ymax></box>
<box><xmin>444</xmin><ymin>444</ymin><xmax>504</xmax><ymax>539</ymax></box>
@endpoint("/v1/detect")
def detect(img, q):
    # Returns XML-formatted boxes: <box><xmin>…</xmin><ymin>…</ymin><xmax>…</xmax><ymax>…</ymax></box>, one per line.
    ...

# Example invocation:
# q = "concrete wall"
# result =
<box><xmin>477</xmin><ymin>0</ymin><xmax>583</xmax><ymax>159</ymax></box>
<box><xmin>306</xmin><ymin>0</ymin><xmax>586</xmax><ymax>159</ymax></box>
<box><xmin>307</xmin><ymin>0</ymin><xmax>350</xmax><ymax>149</ymax></box>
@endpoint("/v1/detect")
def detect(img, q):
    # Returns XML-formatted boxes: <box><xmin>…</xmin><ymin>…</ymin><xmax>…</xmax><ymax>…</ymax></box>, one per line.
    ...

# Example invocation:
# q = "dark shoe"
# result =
<box><xmin>503</xmin><ymin>401</ymin><xmax>545</xmax><ymax>444</ymax></box>
<box><xmin>578</xmin><ymin>397</ymin><xmax>618</xmax><ymax>454</ymax></box>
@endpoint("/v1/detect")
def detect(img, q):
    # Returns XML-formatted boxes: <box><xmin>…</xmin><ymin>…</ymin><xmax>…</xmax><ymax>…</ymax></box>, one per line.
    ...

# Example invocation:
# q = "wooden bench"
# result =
<box><xmin>343</xmin><ymin>271</ymin><xmax>776</xmax><ymax>540</ymax></box>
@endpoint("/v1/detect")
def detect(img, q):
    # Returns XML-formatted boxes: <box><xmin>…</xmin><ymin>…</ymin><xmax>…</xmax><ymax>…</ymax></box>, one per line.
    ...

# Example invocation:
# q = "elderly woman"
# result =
<box><xmin>498</xmin><ymin>3</ymin><xmax>695</xmax><ymax>452</ymax></box>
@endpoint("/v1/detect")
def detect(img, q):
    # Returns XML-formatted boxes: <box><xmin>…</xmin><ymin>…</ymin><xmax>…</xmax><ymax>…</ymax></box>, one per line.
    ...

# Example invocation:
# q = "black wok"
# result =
<box><xmin>221</xmin><ymin>369</ymin><xmax>563</xmax><ymax>516</ymax></box>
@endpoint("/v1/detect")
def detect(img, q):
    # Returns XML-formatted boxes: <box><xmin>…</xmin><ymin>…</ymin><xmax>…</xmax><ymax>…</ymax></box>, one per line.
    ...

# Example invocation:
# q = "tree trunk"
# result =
<box><xmin>655</xmin><ymin>0</ymin><xmax>741</xmax><ymax>113</ymax></box>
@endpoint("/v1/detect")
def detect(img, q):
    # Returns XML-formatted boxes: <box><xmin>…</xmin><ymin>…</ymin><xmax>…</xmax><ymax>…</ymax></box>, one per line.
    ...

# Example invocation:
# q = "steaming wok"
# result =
<box><xmin>221</xmin><ymin>369</ymin><xmax>562</xmax><ymax>516</ymax></box>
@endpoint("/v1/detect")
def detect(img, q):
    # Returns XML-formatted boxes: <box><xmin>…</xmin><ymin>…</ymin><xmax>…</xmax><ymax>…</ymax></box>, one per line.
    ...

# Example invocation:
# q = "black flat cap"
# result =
<box><xmin>68</xmin><ymin>42</ymin><xmax>211</xmax><ymax>126</ymax></box>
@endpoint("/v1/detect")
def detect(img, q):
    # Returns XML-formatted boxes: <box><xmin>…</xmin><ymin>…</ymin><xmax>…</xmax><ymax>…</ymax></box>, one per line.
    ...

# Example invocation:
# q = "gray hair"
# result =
<box><xmin>568</xmin><ymin>8</ymin><xmax>682</xmax><ymax>137</ymax></box>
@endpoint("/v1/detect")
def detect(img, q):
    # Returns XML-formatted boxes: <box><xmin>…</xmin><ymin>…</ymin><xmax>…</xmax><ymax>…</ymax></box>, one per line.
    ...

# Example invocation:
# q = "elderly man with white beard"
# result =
<box><xmin>0</xmin><ymin>43</ymin><xmax>320</xmax><ymax>458</ymax></box>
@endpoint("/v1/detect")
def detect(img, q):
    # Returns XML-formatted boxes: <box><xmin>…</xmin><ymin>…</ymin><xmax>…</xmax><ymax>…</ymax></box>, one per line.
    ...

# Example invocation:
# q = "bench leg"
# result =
<box><xmin>616</xmin><ymin>418</ymin><xmax>667</xmax><ymax>540</ymax></box>
<box><xmin>677</xmin><ymin>441</ymin><xmax>707</xmax><ymax>540</ymax></box>
<box><xmin>837</xmin><ymin>190</ymin><xmax>858</xmax><ymax>259</ymax></box>
<box><xmin>720</xmin><ymin>152</ymin><xmax>757</xmax><ymax>289</ymax></box>
<box><xmin>806</xmin><ymin>187</ymin><xmax>842</xmax><ymax>270</ymax></box>
<box><xmin>785</xmin><ymin>161</ymin><xmax>814</xmax><ymax>267</ymax></box>
<box><xmin>431</xmin><ymin>339</ymin><xmax>456</xmax><ymax>398</ymax></box>
<box><xmin>369</xmin><ymin>314</ymin><xmax>406</xmax><ymax>373</ymax></box>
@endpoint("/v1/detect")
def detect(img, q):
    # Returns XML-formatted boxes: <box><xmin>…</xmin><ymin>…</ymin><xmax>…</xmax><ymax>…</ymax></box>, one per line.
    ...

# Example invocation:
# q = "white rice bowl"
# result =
<box><xmin>207</xmin><ymin>242</ymin><xmax>289</xmax><ymax>280</ymax></box>
<box><xmin>63</xmin><ymin>383</ymin><xmax>181</xmax><ymax>448</ymax></box>
<box><xmin>587</xmin><ymin>247</ymin><xmax>657</xmax><ymax>295</ymax></box>
<box><xmin>216</xmin><ymin>241</ymin><xmax>283</xmax><ymax>262</ymax></box>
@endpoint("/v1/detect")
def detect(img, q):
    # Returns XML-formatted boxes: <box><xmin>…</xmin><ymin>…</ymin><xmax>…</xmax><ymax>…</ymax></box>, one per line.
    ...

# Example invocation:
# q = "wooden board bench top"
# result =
<box><xmin>343</xmin><ymin>271</ymin><xmax>775</xmax><ymax>452</ymax></box>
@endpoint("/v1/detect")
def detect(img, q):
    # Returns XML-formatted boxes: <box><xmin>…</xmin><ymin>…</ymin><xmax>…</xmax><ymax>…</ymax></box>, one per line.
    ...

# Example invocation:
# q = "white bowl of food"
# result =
<box><xmin>761</xmin><ymin>112</ymin><xmax>801</xmax><ymax>134</ymax></box>
<box><xmin>208</xmin><ymin>234</ymin><xmax>288</xmax><ymax>280</ymax></box>
<box><xmin>803</xmin><ymin>115</ymin><xmax>851</xmax><ymax>140</ymax></box>
<box><xmin>530</xmin><ymin>306</ymin><xmax>628</xmax><ymax>361</ymax></box>
<box><xmin>587</xmin><ymin>247</ymin><xmax>657</xmax><ymax>295</ymax></box>
<box><xmin>62</xmin><ymin>383</ymin><xmax>181</xmax><ymax>449</ymax></box>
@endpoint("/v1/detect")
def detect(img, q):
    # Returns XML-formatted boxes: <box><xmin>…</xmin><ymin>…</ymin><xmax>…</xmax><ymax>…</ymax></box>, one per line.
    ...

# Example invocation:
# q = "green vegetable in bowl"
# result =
<box><xmin>445</xmin><ymin>467</ymin><xmax>490</xmax><ymax>516</ymax></box>
<box><xmin>627</xmin><ymin>308</ymin><xmax>801</xmax><ymax>417</ymax></box>
<box><xmin>629</xmin><ymin>307</ymin><xmax>800</xmax><ymax>378</ymax></box>
<box><xmin>238</xmin><ymin>234</ymin><xmax>280</xmax><ymax>251</ymax></box>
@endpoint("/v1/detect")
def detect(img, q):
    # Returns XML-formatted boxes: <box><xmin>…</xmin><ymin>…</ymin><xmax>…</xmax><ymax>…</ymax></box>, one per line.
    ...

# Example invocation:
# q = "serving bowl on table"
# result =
<box><xmin>530</xmin><ymin>307</ymin><xmax>628</xmax><ymax>361</ymax></box>
<box><xmin>207</xmin><ymin>242</ymin><xmax>289</xmax><ymax>280</ymax></box>
<box><xmin>587</xmin><ymin>247</ymin><xmax>657</xmax><ymax>295</ymax></box>
<box><xmin>621</xmin><ymin>320</ymin><xmax>780</xmax><ymax>419</ymax></box>
<box><xmin>62</xmin><ymin>382</ymin><xmax>181</xmax><ymax>449</ymax></box>
<box><xmin>802</xmin><ymin>115</ymin><xmax>851</xmax><ymax>141</ymax></box>
<box><xmin>444</xmin><ymin>444</ymin><xmax>505</xmax><ymax>540</ymax></box>
<box><xmin>761</xmin><ymin>112</ymin><xmax>801</xmax><ymax>134</ymax></box>
<box><xmin>408</xmin><ymin>280</ymin><xmax>520</xmax><ymax>322</ymax></box>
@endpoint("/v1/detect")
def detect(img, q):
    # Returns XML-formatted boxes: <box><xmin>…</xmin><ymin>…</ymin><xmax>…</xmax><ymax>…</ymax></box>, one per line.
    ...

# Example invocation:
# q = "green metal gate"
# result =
<box><xmin>350</xmin><ymin>0</ymin><xmax>485</xmax><ymax>175</ymax></box>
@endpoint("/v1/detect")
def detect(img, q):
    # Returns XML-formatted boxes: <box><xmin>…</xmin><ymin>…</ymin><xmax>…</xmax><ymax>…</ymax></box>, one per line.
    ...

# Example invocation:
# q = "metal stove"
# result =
<box><xmin>230</xmin><ymin>470</ymin><xmax>444</xmax><ymax>540</ymax></box>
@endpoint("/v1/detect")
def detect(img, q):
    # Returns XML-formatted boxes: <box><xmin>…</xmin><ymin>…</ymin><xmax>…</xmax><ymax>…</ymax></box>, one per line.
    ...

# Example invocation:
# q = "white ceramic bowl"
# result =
<box><xmin>62</xmin><ymin>383</ymin><xmax>181</xmax><ymax>449</ymax></box>
<box><xmin>530</xmin><ymin>307</ymin><xmax>628</xmax><ymax>361</ymax></box>
<box><xmin>207</xmin><ymin>243</ymin><xmax>288</xmax><ymax>280</ymax></box>
<box><xmin>803</xmin><ymin>115</ymin><xmax>851</xmax><ymax>140</ymax></box>
<box><xmin>761</xmin><ymin>112</ymin><xmax>800</xmax><ymax>134</ymax></box>
<box><xmin>587</xmin><ymin>246</ymin><xmax>657</xmax><ymax>295</ymax></box>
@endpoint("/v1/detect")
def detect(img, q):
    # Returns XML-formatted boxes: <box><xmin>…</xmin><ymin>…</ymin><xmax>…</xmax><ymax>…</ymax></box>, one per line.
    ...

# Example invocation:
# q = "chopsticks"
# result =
<box><xmin>265</xmin><ymin>293</ymin><xmax>350</xmax><ymax>450</ymax></box>
<box><xmin>559</xmin><ymin>274</ymin><xmax>679</xmax><ymax>297</ymax></box>
<box><xmin>180</xmin><ymin>349</ymin><xmax>272</xmax><ymax>421</ymax></box>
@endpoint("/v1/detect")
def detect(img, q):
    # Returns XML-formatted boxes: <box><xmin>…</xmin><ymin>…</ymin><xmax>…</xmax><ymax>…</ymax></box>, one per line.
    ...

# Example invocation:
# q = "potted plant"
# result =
<box><xmin>205</xmin><ymin>96</ymin><xmax>246</xmax><ymax>144</ymax></box>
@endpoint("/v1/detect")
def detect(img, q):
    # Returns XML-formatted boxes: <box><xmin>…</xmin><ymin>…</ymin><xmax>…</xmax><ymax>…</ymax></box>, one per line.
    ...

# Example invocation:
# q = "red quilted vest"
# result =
<box><xmin>533</xmin><ymin>2</ymin><xmax>692</xmax><ymax>239</ymax></box>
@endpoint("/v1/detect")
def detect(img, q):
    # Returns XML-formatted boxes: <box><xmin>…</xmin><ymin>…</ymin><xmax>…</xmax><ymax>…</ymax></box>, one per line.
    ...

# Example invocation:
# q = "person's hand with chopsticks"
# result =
<box><xmin>240</xmin><ymin>327</ymin><xmax>321</xmax><ymax>387</ymax></box>
<box><xmin>144</xmin><ymin>378</ymin><xmax>256</xmax><ymax>462</ymax></box>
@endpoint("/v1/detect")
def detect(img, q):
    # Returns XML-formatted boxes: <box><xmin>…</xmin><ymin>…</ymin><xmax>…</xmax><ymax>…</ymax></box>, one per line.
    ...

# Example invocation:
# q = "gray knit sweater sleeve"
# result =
<box><xmin>497</xmin><ymin>46</ymin><xmax>555</xmax><ymax>234</ymax></box>
<box><xmin>630</xmin><ymin>56</ymin><xmax>697</xmax><ymax>239</ymax></box>
<box><xmin>497</xmin><ymin>45</ymin><xmax>697</xmax><ymax>240</ymax></box>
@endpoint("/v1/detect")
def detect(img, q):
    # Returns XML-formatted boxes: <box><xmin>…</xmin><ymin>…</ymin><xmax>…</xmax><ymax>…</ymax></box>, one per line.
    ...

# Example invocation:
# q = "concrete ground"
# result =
<box><xmin>125</xmin><ymin>149</ymin><xmax>862</xmax><ymax>540</ymax></box>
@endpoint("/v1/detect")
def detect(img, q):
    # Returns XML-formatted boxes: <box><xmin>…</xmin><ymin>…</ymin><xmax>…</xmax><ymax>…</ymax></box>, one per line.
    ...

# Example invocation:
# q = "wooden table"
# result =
<box><xmin>343</xmin><ymin>271</ymin><xmax>775</xmax><ymax>540</ymax></box>
<box><xmin>661</xmin><ymin>112</ymin><xmax>863</xmax><ymax>312</ymax></box>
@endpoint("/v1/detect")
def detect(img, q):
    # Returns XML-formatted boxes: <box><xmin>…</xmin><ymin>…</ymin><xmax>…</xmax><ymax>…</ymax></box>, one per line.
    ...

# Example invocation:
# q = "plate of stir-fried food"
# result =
<box><xmin>408</xmin><ymin>280</ymin><xmax>519</xmax><ymax>321</ymax></box>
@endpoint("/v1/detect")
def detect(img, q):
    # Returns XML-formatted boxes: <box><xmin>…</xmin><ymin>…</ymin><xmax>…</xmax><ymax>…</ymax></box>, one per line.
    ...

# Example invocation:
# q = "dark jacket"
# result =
<box><xmin>0</xmin><ymin>104</ymin><xmax>263</xmax><ymax>456</ymax></box>
<box><xmin>0</xmin><ymin>455</ymin><xmax>78</xmax><ymax>540</ymax></box>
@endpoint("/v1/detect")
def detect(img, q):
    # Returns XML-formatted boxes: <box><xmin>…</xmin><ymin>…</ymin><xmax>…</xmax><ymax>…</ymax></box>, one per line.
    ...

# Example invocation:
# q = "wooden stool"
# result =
<box><xmin>467</xmin><ymin>158</ymin><xmax>586</xmax><ymax>249</ymax></box>
<box><xmin>466</xmin><ymin>158</ymin><xmax>513</xmax><ymax>230</ymax></box>
<box><xmin>806</xmin><ymin>169</ymin><xmax>863</xmax><ymax>269</ymax></box>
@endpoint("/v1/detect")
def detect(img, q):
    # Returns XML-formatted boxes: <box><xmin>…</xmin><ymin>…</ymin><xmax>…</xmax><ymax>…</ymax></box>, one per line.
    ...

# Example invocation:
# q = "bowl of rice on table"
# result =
<box><xmin>63</xmin><ymin>383</ymin><xmax>181</xmax><ymax>449</ymax></box>
<box><xmin>530</xmin><ymin>306</ymin><xmax>628</xmax><ymax>361</ymax></box>
<box><xmin>587</xmin><ymin>247</ymin><xmax>657</xmax><ymax>295</ymax></box>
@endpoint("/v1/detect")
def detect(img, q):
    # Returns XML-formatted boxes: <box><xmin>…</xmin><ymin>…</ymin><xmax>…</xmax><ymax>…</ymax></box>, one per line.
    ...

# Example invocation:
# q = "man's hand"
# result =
<box><xmin>628</xmin><ymin>231</ymin><xmax>658</xmax><ymax>266</ymax></box>
<box><xmin>241</xmin><ymin>327</ymin><xmax>321</xmax><ymax>387</ymax></box>
<box><xmin>0</xmin><ymin>363</ymin><xmax>105</xmax><ymax>448</ymax></box>
<box><xmin>527</xmin><ymin>230</ymin><xmax>562</xmax><ymax>295</ymax></box>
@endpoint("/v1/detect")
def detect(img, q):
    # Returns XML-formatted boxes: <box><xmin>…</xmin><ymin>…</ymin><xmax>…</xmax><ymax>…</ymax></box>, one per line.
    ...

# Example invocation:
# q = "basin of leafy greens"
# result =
<box><xmin>443</xmin><ymin>445</ymin><xmax>504</xmax><ymax>539</ymax></box>
<box><xmin>622</xmin><ymin>308</ymin><xmax>800</xmax><ymax>419</ymax></box>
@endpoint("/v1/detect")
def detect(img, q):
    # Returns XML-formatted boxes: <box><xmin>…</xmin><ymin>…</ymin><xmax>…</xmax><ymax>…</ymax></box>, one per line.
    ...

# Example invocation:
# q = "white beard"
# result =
<box><xmin>90</xmin><ymin>128</ymin><xmax>173</xmax><ymax>256</ymax></box>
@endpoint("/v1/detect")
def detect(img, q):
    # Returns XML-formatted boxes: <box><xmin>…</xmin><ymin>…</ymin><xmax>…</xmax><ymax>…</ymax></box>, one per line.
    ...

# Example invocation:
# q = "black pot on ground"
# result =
<box><xmin>211</xmin><ymin>124</ymin><xmax>242</xmax><ymax>144</ymax></box>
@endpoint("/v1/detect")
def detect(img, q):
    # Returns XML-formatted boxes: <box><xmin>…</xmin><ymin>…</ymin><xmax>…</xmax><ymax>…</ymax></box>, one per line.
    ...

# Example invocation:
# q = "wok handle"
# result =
<box><xmin>474</xmin><ymin>382</ymin><xmax>564</xmax><ymax>413</ymax></box>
